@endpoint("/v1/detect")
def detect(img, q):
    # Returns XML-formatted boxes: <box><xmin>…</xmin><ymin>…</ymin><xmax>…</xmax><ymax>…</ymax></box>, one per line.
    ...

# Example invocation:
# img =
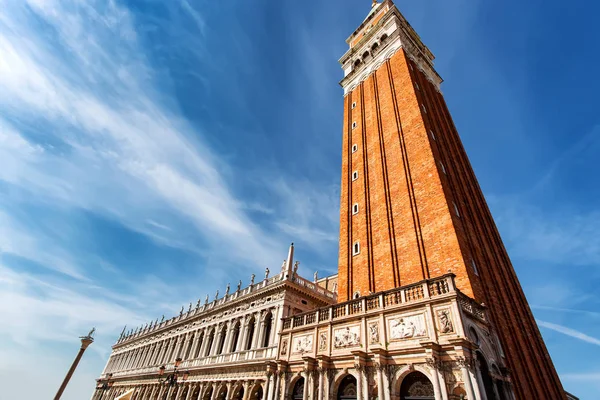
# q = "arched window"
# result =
<box><xmin>381</xmin><ymin>33</ymin><xmax>388</xmax><ymax>42</ymax></box>
<box><xmin>230</xmin><ymin>322</ymin><xmax>241</xmax><ymax>352</ymax></box>
<box><xmin>204</xmin><ymin>330</ymin><xmax>215</xmax><ymax>356</ymax></box>
<box><xmin>371</xmin><ymin>42</ymin><xmax>379</xmax><ymax>51</ymax></box>
<box><xmin>337</xmin><ymin>375</ymin><xmax>357</xmax><ymax>400</ymax></box>
<box><xmin>246</xmin><ymin>317</ymin><xmax>256</xmax><ymax>350</ymax></box>
<box><xmin>400</xmin><ymin>372</ymin><xmax>434</xmax><ymax>400</ymax></box>
<box><xmin>194</xmin><ymin>331</ymin><xmax>204</xmax><ymax>359</ymax></box>
<box><xmin>292</xmin><ymin>378</ymin><xmax>305</xmax><ymax>400</ymax></box>
<box><xmin>262</xmin><ymin>313</ymin><xmax>273</xmax><ymax>347</ymax></box>
<box><xmin>354</xmin><ymin>59</ymin><xmax>361</xmax><ymax>68</ymax></box>
<box><xmin>216</xmin><ymin>325</ymin><xmax>227</xmax><ymax>354</ymax></box>
<box><xmin>184</xmin><ymin>334</ymin><xmax>194</xmax><ymax>360</ymax></box>
<box><xmin>362</xmin><ymin>51</ymin><xmax>370</xmax><ymax>59</ymax></box>
<box><xmin>477</xmin><ymin>352</ymin><xmax>497</xmax><ymax>400</ymax></box>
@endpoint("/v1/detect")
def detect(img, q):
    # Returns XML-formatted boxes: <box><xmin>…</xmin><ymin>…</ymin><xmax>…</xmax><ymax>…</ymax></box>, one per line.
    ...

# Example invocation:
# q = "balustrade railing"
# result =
<box><xmin>282</xmin><ymin>274</ymin><xmax>457</xmax><ymax>331</ymax></box>
<box><xmin>111</xmin><ymin>346</ymin><xmax>278</xmax><ymax>377</ymax></box>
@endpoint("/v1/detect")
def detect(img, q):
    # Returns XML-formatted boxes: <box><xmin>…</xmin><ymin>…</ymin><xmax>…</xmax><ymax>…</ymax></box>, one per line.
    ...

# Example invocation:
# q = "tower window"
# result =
<box><xmin>353</xmin><ymin>241</ymin><xmax>360</xmax><ymax>256</ymax></box>
<box><xmin>353</xmin><ymin>291</ymin><xmax>361</xmax><ymax>299</ymax></box>
<box><xmin>352</xmin><ymin>122</ymin><xmax>357</xmax><ymax>129</ymax></box>
<box><xmin>421</xmin><ymin>104</ymin><xmax>427</xmax><ymax>114</ymax></box>
<box><xmin>352</xmin><ymin>204</ymin><xmax>359</xmax><ymax>215</ymax></box>
<box><xmin>453</xmin><ymin>202</ymin><xmax>461</xmax><ymax>217</ymax></box>
<box><xmin>471</xmin><ymin>259</ymin><xmax>479</xmax><ymax>276</ymax></box>
<box><xmin>352</xmin><ymin>171</ymin><xmax>358</xmax><ymax>181</ymax></box>
<box><xmin>430</xmin><ymin>130</ymin><xmax>436</xmax><ymax>140</ymax></box>
<box><xmin>352</xmin><ymin>102</ymin><xmax>356</xmax><ymax>109</ymax></box>
<box><xmin>352</xmin><ymin>144</ymin><xmax>358</xmax><ymax>153</ymax></box>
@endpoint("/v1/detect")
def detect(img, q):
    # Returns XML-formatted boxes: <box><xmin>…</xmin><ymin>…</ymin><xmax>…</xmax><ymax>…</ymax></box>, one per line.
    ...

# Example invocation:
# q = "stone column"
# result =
<box><xmin>211</xmin><ymin>325</ymin><xmax>224</xmax><ymax>356</ymax></box>
<box><xmin>458</xmin><ymin>358</ymin><xmax>478</xmax><ymax>400</ymax></box>
<box><xmin>222</xmin><ymin>321</ymin><xmax>234</xmax><ymax>354</ymax></box>
<box><xmin>354</xmin><ymin>366</ymin><xmax>363</xmax><ymax>400</ymax></box>
<box><xmin>190</xmin><ymin>330</ymin><xmax>202</xmax><ymax>359</ymax></box>
<box><xmin>235</xmin><ymin>319</ymin><xmax>246</xmax><ymax>352</ymax></box>
<box><xmin>54</xmin><ymin>334</ymin><xmax>94</xmax><ymax>400</ymax></box>
<box><xmin>199</xmin><ymin>328</ymin><xmax>212</xmax><ymax>357</ymax></box>
<box><xmin>302</xmin><ymin>371</ymin><xmax>309</xmax><ymax>400</ymax></box>
<box><xmin>273</xmin><ymin>372</ymin><xmax>281</xmax><ymax>400</ymax></box>
<box><xmin>317</xmin><ymin>368</ymin><xmax>325</xmax><ymax>400</ymax></box>
<box><xmin>268</xmin><ymin>312</ymin><xmax>277</xmax><ymax>347</ymax></box>
<box><xmin>184</xmin><ymin>383</ymin><xmax>195</xmax><ymax>400</ymax></box>
<box><xmin>149</xmin><ymin>385</ymin><xmax>159</xmax><ymax>400</ymax></box>
<box><xmin>173</xmin><ymin>335</ymin><xmax>185</xmax><ymax>361</ymax></box>
<box><xmin>375</xmin><ymin>364</ymin><xmax>385</xmax><ymax>400</ymax></box>
<box><xmin>265</xmin><ymin>373</ymin><xmax>273</xmax><ymax>400</ymax></box>
<box><xmin>251</xmin><ymin>312</ymin><xmax>263</xmax><ymax>349</ymax></box>
<box><xmin>175</xmin><ymin>385</ymin><xmax>184</xmax><ymax>400</ymax></box>
<box><xmin>426</xmin><ymin>358</ymin><xmax>444</xmax><ymax>400</ymax></box>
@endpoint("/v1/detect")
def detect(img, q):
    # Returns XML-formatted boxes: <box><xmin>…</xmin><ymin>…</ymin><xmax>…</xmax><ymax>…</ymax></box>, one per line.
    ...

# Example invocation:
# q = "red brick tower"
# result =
<box><xmin>337</xmin><ymin>1</ymin><xmax>565</xmax><ymax>398</ymax></box>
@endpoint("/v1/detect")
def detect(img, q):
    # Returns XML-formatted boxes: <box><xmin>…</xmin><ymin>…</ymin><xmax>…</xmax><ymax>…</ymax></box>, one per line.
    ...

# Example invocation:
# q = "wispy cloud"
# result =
<box><xmin>489</xmin><ymin>198</ymin><xmax>600</xmax><ymax>267</ymax></box>
<box><xmin>532</xmin><ymin>305</ymin><xmax>600</xmax><ymax>319</ymax></box>
<box><xmin>537</xmin><ymin>320</ymin><xmax>600</xmax><ymax>347</ymax></box>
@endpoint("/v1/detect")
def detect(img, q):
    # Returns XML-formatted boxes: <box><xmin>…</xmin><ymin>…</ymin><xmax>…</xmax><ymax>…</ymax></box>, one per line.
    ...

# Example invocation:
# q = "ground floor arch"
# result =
<box><xmin>336</xmin><ymin>374</ymin><xmax>358</xmax><ymax>400</ymax></box>
<box><xmin>399</xmin><ymin>371</ymin><xmax>435</xmax><ymax>400</ymax></box>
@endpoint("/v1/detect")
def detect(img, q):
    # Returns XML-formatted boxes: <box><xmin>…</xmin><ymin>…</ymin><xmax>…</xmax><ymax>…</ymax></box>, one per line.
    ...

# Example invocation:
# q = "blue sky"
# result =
<box><xmin>0</xmin><ymin>0</ymin><xmax>598</xmax><ymax>399</ymax></box>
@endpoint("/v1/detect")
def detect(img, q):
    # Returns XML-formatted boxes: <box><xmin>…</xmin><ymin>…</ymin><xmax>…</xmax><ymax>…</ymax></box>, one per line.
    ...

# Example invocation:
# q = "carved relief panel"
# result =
<box><xmin>333</xmin><ymin>325</ymin><xmax>361</xmax><ymax>348</ymax></box>
<box><xmin>292</xmin><ymin>334</ymin><xmax>313</xmax><ymax>354</ymax></box>
<box><xmin>318</xmin><ymin>331</ymin><xmax>328</xmax><ymax>351</ymax></box>
<box><xmin>435</xmin><ymin>308</ymin><xmax>454</xmax><ymax>334</ymax></box>
<box><xmin>388</xmin><ymin>313</ymin><xmax>427</xmax><ymax>340</ymax></box>
<box><xmin>368</xmin><ymin>322</ymin><xmax>380</xmax><ymax>344</ymax></box>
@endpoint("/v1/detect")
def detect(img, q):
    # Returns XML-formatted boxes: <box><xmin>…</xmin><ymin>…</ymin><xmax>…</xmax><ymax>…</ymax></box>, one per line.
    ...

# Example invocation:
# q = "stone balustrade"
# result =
<box><xmin>281</xmin><ymin>274</ymin><xmax>458</xmax><ymax>331</ymax></box>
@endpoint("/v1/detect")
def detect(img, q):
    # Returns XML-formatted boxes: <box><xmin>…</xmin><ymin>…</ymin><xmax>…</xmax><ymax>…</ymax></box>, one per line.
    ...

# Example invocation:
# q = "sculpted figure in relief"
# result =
<box><xmin>389</xmin><ymin>314</ymin><xmax>427</xmax><ymax>340</ymax></box>
<box><xmin>437</xmin><ymin>309</ymin><xmax>454</xmax><ymax>333</ymax></box>
<box><xmin>369</xmin><ymin>323</ymin><xmax>379</xmax><ymax>344</ymax></box>
<box><xmin>293</xmin><ymin>334</ymin><xmax>313</xmax><ymax>354</ymax></box>
<box><xmin>334</xmin><ymin>326</ymin><xmax>360</xmax><ymax>348</ymax></box>
<box><xmin>319</xmin><ymin>332</ymin><xmax>327</xmax><ymax>351</ymax></box>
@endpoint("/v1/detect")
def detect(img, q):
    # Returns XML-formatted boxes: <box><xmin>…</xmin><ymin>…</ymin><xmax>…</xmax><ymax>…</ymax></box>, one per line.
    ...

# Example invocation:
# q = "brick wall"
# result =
<box><xmin>337</xmin><ymin>48</ymin><xmax>566</xmax><ymax>399</ymax></box>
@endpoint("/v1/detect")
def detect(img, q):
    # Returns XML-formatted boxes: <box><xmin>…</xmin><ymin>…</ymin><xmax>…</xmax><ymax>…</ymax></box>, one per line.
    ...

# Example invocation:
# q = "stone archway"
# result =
<box><xmin>215</xmin><ymin>384</ymin><xmax>228</xmax><ymax>400</ymax></box>
<box><xmin>248</xmin><ymin>383</ymin><xmax>264</xmax><ymax>400</ymax></box>
<box><xmin>336</xmin><ymin>375</ymin><xmax>357</xmax><ymax>400</ymax></box>
<box><xmin>291</xmin><ymin>377</ymin><xmax>304</xmax><ymax>400</ymax></box>
<box><xmin>231</xmin><ymin>384</ymin><xmax>245</xmax><ymax>400</ymax></box>
<box><xmin>202</xmin><ymin>385</ymin><xmax>214</xmax><ymax>400</ymax></box>
<box><xmin>399</xmin><ymin>371</ymin><xmax>435</xmax><ymax>400</ymax></box>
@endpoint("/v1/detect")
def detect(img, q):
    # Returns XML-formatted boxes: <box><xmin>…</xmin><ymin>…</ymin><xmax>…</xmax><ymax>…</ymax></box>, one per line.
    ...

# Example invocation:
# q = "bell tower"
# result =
<box><xmin>336</xmin><ymin>1</ymin><xmax>566</xmax><ymax>398</ymax></box>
